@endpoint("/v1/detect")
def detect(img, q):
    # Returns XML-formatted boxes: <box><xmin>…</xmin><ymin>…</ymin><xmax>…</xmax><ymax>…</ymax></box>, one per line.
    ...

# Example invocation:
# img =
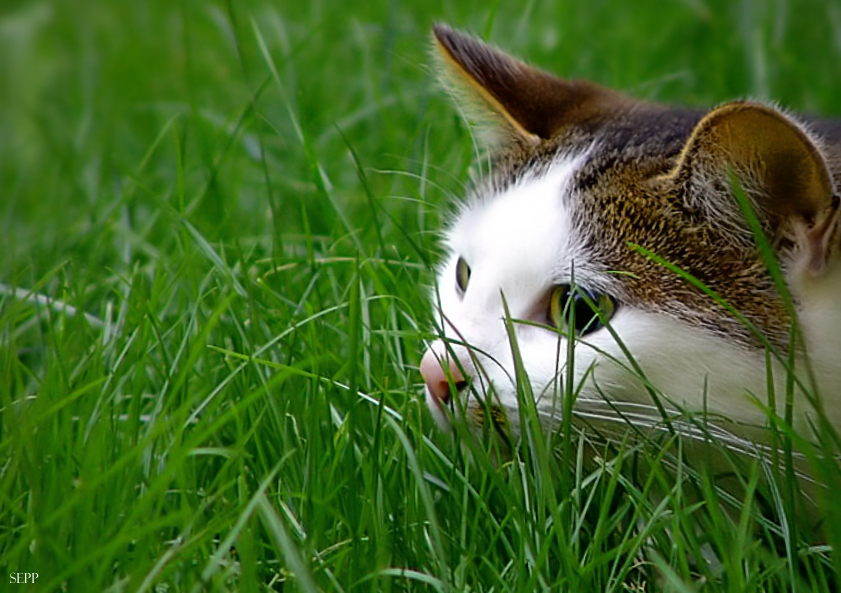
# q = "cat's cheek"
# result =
<box><xmin>473</xmin><ymin>334</ymin><xmax>563</xmax><ymax>418</ymax></box>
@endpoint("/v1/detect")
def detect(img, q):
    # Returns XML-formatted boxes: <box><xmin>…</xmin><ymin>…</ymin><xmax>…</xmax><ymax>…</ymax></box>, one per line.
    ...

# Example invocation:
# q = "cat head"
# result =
<box><xmin>421</xmin><ymin>25</ymin><xmax>841</xmax><ymax>440</ymax></box>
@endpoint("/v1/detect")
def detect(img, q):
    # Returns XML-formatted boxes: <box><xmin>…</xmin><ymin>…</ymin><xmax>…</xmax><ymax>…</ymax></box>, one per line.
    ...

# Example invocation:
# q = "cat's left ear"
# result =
<box><xmin>432</xmin><ymin>24</ymin><xmax>628</xmax><ymax>147</ymax></box>
<box><xmin>670</xmin><ymin>102</ymin><xmax>840</xmax><ymax>275</ymax></box>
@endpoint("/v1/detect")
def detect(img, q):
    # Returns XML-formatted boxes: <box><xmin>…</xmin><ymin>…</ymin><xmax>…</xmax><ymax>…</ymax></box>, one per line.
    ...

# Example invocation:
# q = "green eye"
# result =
<box><xmin>548</xmin><ymin>285</ymin><xmax>616</xmax><ymax>335</ymax></box>
<box><xmin>455</xmin><ymin>257</ymin><xmax>471</xmax><ymax>294</ymax></box>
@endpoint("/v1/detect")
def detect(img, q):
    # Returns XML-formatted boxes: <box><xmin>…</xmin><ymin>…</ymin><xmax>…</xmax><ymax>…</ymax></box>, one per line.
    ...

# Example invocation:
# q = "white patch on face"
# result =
<box><xmin>423</xmin><ymin>152</ymin><xmax>841</xmax><ymax>443</ymax></box>
<box><xmin>446</xmin><ymin>162</ymin><xmax>580</xmax><ymax>316</ymax></box>
<box><xmin>426</xmin><ymin>153</ymin><xmax>591</xmax><ymax>425</ymax></box>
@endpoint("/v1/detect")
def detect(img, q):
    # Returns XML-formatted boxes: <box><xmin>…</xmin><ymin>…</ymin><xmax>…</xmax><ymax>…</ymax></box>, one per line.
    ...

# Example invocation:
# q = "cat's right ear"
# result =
<box><xmin>668</xmin><ymin>102</ymin><xmax>839</xmax><ymax>276</ymax></box>
<box><xmin>432</xmin><ymin>24</ymin><xmax>627</xmax><ymax>148</ymax></box>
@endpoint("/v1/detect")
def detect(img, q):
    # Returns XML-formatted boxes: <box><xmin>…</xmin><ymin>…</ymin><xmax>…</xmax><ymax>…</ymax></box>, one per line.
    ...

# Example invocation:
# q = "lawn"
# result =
<box><xmin>1</xmin><ymin>0</ymin><xmax>840</xmax><ymax>591</ymax></box>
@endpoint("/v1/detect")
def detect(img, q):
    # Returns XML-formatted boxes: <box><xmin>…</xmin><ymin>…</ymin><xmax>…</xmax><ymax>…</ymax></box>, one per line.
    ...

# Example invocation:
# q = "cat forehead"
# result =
<box><xmin>452</xmin><ymin>154</ymin><xmax>580</xmax><ymax>244</ymax></box>
<box><xmin>446</xmin><ymin>151</ymin><xmax>599</xmax><ymax>286</ymax></box>
<box><xmin>443</xmin><ymin>136</ymin><xmax>788</xmax><ymax>349</ymax></box>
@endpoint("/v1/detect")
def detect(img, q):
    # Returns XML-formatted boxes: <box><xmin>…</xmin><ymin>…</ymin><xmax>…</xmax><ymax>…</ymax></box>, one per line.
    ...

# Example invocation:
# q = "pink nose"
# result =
<box><xmin>420</xmin><ymin>348</ymin><xmax>467</xmax><ymax>407</ymax></box>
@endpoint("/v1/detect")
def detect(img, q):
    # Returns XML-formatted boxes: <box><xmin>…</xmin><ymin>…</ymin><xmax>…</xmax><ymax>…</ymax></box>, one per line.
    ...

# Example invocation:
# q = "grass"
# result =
<box><xmin>1</xmin><ymin>0</ymin><xmax>840</xmax><ymax>591</ymax></box>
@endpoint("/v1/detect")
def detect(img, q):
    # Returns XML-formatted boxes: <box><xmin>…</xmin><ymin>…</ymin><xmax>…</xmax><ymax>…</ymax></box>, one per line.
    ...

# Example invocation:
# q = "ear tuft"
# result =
<box><xmin>432</xmin><ymin>24</ymin><xmax>627</xmax><ymax>147</ymax></box>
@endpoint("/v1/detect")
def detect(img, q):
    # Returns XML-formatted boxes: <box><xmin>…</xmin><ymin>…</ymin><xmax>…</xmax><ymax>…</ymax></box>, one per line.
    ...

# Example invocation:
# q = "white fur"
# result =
<box><xmin>425</xmin><ymin>154</ymin><xmax>841</xmax><ymax>446</ymax></box>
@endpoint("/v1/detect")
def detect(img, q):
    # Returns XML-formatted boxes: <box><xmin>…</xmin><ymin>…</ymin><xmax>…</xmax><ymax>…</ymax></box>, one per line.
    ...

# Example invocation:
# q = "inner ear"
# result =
<box><xmin>432</xmin><ymin>24</ymin><xmax>629</xmax><ymax>146</ymax></box>
<box><xmin>675</xmin><ymin>102</ymin><xmax>834</xmax><ymax>223</ymax></box>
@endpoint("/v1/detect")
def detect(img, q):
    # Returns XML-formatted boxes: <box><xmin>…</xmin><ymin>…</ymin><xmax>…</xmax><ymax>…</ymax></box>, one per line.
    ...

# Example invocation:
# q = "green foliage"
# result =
<box><xmin>1</xmin><ymin>0</ymin><xmax>840</xmax><ymax>590</ymax></box>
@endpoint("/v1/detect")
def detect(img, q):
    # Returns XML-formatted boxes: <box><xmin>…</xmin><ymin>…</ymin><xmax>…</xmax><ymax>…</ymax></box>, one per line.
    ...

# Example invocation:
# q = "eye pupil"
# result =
<box><xmin>573</xmin><ymin>292</ymin><xmax>595</xmax><ymax>333</ymax></box>
<box><xmin>456</xmin><ymin>257</ymin><xmax>471</xmax><ymax>294</ymax></box>
<box><xmin>548</xmin><ymin>284</ymin><xmax>616</xmax><ymax>336</ymax></box>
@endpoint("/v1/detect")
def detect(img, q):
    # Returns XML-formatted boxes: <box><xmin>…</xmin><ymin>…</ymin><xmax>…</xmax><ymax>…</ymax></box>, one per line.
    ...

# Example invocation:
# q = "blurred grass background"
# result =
<box><xmin>1</xmin><ymin>0</ymin><xmax>840</xmax><ymax>591</ymax></box>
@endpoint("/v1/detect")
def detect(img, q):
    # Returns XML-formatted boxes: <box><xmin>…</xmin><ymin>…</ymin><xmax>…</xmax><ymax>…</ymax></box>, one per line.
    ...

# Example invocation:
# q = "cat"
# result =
<box><xmin>421</xmin><ymin>25</ymin><xmax>841</xmax><ymax>482</ymax></box>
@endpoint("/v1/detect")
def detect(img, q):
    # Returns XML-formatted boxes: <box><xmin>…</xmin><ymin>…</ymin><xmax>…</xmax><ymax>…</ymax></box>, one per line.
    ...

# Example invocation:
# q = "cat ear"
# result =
<box><xmin>671</xmin><ymin>102</ymin><xmax>839</xmax><ymax>275</ymax></box>
<box><xmin>432</xmin><ymin>24</ymin><xmax>627</xmax><ymax>146</ymax></box>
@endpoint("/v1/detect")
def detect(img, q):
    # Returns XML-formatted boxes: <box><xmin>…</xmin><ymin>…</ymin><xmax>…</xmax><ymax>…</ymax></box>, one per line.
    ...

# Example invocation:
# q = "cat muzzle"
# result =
<box><xmin>420</xmin><ymin>347</ymin><xmax>468</xmax><ymax>408</ymax></box>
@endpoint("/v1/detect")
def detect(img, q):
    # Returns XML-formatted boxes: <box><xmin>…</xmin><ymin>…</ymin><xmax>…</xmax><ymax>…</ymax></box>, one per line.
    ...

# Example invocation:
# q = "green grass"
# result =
<box><xmin>1</xmin><ymin>0</ymin><xmax>840</xmax><ymax>591</ymax></box>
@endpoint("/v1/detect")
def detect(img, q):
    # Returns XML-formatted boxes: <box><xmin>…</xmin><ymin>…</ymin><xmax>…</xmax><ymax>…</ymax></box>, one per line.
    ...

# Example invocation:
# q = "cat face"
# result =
<box><xmin>421</xmin><ymin>25</ymin><xmax>841</xmax><ymax>443</ymax></box>
<box><xmin>421</xmin><ymin>147</ymin><xmax>789</xmax><ymax>439</ymax></box>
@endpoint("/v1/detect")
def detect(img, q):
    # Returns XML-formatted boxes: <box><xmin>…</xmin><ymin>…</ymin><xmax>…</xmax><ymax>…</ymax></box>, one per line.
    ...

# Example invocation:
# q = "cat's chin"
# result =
<box><xmin>425</xmin><ymin>389</ymin><xmax>453</xmax><ymax>430</ymax></box>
